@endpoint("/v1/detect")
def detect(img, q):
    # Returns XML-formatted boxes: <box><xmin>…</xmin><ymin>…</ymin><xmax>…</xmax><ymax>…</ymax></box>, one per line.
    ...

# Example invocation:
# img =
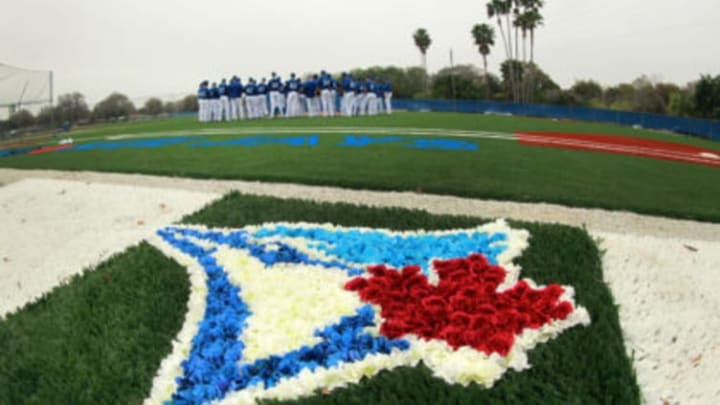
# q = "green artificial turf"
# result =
<box><xmin>0</xmin><ymin>193</ymin><xmax>639</xmax><ymax>404</ymax></box>
<box><xmin>1</xmin><ymin>113</ymin><xmax>719</xmax><ymax>223</ymax></box>
<box><xmin>5</xmin><ymin>112</ymin><xmax>719</xmax><ymax>148</ymax></box>
<box><xmin>0</xmin><ymin>243</ymin><xmax>190</xmax><ymax>405</ymax></box>
<box><xmin>1</xmin><ymin>113</ymin><xmax>719</xmax><ymax>222</ymax></box>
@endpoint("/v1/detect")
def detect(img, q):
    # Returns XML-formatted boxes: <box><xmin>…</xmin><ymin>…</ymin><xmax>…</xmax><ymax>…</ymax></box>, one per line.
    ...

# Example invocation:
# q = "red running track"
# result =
<box><xmin>516</xmin><ymin>132</ymin><xmax>720</xmax><ymax>169</ymax></box>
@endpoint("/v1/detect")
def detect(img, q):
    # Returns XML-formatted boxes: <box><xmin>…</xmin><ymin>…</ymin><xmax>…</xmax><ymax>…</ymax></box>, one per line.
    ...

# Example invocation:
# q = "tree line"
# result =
<box><xmin>2</xmin><ymin>69</ymin><xmax>718</xmax><ymax>137</ymax></box>
<box><xmin>405</xmin><ymin>0</ymin><xmax>719</xmax><ymax>119</ymax></box>
<box><xmin>0</xmin><ymin>93</ymin><xmax>198</xmax><ymax>134</ymax></box>
<box><xmin>347</xmin><ymin>65</ymin><xmax>720</xmax><ymax>120</ymax></box>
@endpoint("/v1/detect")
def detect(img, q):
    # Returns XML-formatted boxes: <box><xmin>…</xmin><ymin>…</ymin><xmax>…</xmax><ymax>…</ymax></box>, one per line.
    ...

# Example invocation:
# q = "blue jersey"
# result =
<box><xmin>303</xmin><ymin>79</ymin><xmax>318</xmax><ymax>97</ymax></box>
<box><xmin>257</xmin><ymin>83</ymin><xmax>268</xmax><ymax>95</ymax></box>
<box><xmin>218</xmin><ymin>83</ymin><xmax>228</xmax><ymax>97</ymax></box>
<box><xmin>197</xmin><ymin>87</ymin><xmax>208</xmax><ymax>99</ymax></box>
<box><xmin>375</xmin><ymin>83</ymin><xmax>384</xmax><ymax>97</ymax></box>
<box><xmin>285</xmin><ymin>79</ymin><xmax>300</xmax><ymax>92</ymax></box>
<box><xmin>244</xmin><ymin>83</ymin><xmax>256</xmax><ymax>96</ymax></box>
<box><xmin>319</xmin><ymin>75</ymin><xmax>332</xmax><ymax>90</ymax></box>
<box><xmin>268</xmin><ymin>78</ymin><xmax>283</xmax><ymax>92</ymax></box>
<box><xmin>341</xmin><ymin>77</ymin><xmax>354</xmax><ymax>93</ymax></box>
<box><xmin>331</xmin><ymin>78</ymin><xmax>338</xmax><ymax>90</ymax></box>
<box><xmin>365</xmin><ymin>81</ymin><xmax>375</xmax><ymax>93</ymax></box>
<box><xmin>385</xmin><ymin>82</ymin><xmax>393</xmax><ymax>93</ymax></box>
<box><xmin>228</xmin><ymin>80</ymin><xmax>242</xmax><ymax>98</ymax></box>
<box><xmin>209</xmin><ymin>86</ymin><xmax>220</xmax><ymax>99</ymax></box>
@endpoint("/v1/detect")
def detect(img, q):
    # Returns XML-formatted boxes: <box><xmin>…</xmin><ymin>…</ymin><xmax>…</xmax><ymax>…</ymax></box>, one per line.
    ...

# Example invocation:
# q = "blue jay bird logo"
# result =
<box><xmin>146</xmin><ymin>221</ymin><xmax>588</xmax><ymax>405</ymax></box>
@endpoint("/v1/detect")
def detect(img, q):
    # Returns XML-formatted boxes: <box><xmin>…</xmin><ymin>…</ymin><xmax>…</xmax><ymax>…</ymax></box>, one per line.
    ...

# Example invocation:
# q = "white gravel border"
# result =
<box><xmin>0</xmin><ymin>176</ymin><xmax>219</xmax><ymax>318</ymax></box>
<box><xmin>1</xmin><ymin>168</ymin><xmax>718</xmax><ymax>405</ymax></box>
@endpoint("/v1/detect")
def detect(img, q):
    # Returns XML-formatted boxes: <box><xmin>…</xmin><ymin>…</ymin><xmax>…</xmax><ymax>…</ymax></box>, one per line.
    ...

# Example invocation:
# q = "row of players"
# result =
<box><xmin>197</xmin><ymin>71</ymin><xmax>393</xmax><ymax>122</ymax></box>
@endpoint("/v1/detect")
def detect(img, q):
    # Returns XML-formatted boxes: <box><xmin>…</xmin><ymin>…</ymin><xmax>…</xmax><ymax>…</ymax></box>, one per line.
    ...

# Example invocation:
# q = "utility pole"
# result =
<box><xmin>449</xmin><ymin>48</ymin><xmax>457</xmax><ymax>112</ymax></box>
<box><xmin>49</xmin><ymin>71</ymin><xmax>55</xmax><ymax>131</ymax></box>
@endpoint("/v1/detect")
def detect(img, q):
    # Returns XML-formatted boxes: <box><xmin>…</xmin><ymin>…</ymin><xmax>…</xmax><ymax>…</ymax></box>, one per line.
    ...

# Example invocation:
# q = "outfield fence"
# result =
<box><xmin>393</xmin><ymin>99</ymin><xmax>720</xmax><ymax>142</ymax></box>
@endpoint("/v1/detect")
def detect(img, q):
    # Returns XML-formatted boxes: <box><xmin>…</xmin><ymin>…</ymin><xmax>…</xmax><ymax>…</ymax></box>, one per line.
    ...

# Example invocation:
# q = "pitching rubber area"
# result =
<box><xmin>516</xmin><ymin>131</ymin><xmax>720</xmax><ymax>168</ymax></box>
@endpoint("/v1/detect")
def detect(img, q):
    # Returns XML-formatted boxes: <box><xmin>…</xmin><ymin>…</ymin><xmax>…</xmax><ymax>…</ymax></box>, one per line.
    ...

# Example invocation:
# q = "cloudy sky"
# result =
<box><xmin>1</xmin><ymin>0</ymin><xmax>719</xmax><ymax>105</ymax></box>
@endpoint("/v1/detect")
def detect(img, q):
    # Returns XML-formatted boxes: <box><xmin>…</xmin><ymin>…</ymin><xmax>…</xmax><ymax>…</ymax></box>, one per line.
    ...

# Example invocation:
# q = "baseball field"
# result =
<box><xmin>1</xmin><ymin>111</ymin><xmax>718</xmax><ymax>405</ymax></box>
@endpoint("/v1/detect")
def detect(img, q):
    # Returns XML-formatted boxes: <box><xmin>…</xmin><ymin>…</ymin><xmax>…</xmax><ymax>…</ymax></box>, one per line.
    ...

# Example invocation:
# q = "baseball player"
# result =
<box><xmin>365</xmin><ymin>78</ymin><xmax>378</xmax><ymax>116</ymax></box>
<box><xmin>318</xmin><ymin>70</ymin><xmax>334</xmax><ymax>117</ymax></box>
<box><xmin>268</xmin><ymin>72</ymin><xmax>284</xmax><ymax>118</ymax></box>
<box><xmin>218</xmin><ymin>78</ymin><xmax>229</xmax><ymax>121</ymax></box>
<box><xmin>330</xmin><ymin>75</ymin><xmax>339</xmax><ymax>116</ymax></box>
<box><xmin>257</xmin><ymin>78</ymin><xmax>269</xmax><ymax>118</ymax></box>
<box><xmin>384</xmin><ymin>79</ymin><xmax>393</xmax><ymax>115</ymax></box>
<box><xmin>228</xmin><ymin>76</ymin><xmax>244</xmax><ymax>120</ymax></box>
<box><xmin>209</xmin><ymin>82</ymin><xmax>221</xmax><ymax>121</ymax></box>
<box><xmin>303</xmin><ymin>74</ymin><xmax>320</xmax><ymax>117</ymax></box>
<box><xmin>375</xmin><ymin>80</ymin><xmax>385</xmax><ymax>115</ymax></box>
<box><xmin>340</xmin><ymin>73</ymin><xmax>355</xmax><ymax>117</ymax></box>
<box><xmin>354</xmin><ymin>79</ymin><xmax>366</xmax><ymax>116</ymax></box>
<box><xmin>284</xmin><ymin>73</ymin><xmax>301</xmax><ymax>118</ymax></box>
<box><xmin>197</xmin><ymin>81</ymin><xmax>209</xmax><ymax>122</ymax></box>
<box><xmin>244</xmin><ymin>78</ymin><xmax>257</xmax><ymax>119</ymax></box>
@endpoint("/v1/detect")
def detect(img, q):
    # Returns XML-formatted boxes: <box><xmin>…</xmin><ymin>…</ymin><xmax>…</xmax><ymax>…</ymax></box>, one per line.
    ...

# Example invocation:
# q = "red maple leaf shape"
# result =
<box><xmin>345</xmin><ymin>254</ymin><xmax>575</xmax><ymax>357</ymax></box>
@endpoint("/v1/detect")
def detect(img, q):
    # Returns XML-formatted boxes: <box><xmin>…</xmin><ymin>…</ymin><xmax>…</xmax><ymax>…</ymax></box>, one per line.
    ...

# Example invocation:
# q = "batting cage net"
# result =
<box><xmin>0</xmin><ymin>63</ymin><xmax>53</xmax><ymax>111</ymax></box>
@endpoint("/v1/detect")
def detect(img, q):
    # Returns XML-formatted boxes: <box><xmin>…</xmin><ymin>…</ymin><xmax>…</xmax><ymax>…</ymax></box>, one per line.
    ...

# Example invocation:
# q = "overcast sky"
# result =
<box><xmin>2</xmin><ymin>0</ymin><xmax>719</xmax><ymax>105</ymax></box>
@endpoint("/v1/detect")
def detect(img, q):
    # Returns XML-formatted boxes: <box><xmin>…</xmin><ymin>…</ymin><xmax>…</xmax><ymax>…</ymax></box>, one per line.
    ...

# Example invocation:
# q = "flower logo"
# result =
<box><xmin>145</xmin><ymin>220</ymin><xmax>590</xmax><ymax>405</ymax></box>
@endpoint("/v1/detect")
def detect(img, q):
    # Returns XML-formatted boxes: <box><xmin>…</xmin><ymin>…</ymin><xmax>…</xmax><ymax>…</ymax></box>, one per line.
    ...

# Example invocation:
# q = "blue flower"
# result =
<box><xmin>159</xmin><ymin>227</ymin><xmax>419</xmax><ymax>404</ymax></box>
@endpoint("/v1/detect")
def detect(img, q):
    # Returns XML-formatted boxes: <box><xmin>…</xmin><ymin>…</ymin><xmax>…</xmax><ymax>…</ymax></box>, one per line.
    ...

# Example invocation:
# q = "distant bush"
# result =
<box><xmin>92</xmin><ymin>93</ymin><xmax>136</xmax><ymax>121</ymax></box>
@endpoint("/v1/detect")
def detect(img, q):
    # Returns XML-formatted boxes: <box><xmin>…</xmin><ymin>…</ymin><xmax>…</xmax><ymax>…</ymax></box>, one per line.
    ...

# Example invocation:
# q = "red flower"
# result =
<box><xmin>449</xmin><ymin>311</ymin><xmax>472</xmax><ymax>328</ymax></box>
<box><xmin>438</xmin><ymin>326</ymin><xmax>465</xmax><ymax>349</ymax></box>
<box><xmin>345</xmin><ymin>254</ymin><xmax>577</xmax><ymax>357</ymax></box>
<box><xmin>421</xmin><ymin>295</ymin><xmax>449</xmax><ymax>318</ymax></box>
<box><xmin>344</xmin><ymin>277</ymin><xmax>368</xmax><ymax>291</ymax></box>
<box><xmin>487</xmin><ymin>332</ymin><xmax>514</xmax><ymax>356</ymax></box>
<box><xmin>380</xmin><ymin>318</ymin><xmax>410</xmax><ymax>339</ymax></box>
<box><xmin>449</xmin><ymin>294</ymin><xmax>474</xmax><ymax>313</ymax></box>
<box><xmin>552</xmin><ymin>302</ymin><xmax>574</xmax><ymax>320</ymax></box>
<box><xmin>368</xmin><ymin>265</ymin><xmax>389</xmax><ymax>277</ymax></box>
<box><xmin>407</xmin><ymin>284</ymin><xmax>432</xmax><ymax>300</ymax></box>
<box><xmin>401</xmin><ymin>265</ymin><xmax>421</xmax><ymax>277</ymax></box>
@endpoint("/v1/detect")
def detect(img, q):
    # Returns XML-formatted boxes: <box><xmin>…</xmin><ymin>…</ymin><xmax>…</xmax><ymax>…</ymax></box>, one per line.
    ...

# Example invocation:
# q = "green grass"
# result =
<box><xmin>2</xmin><ymin>112</ymin><xmax>718</xmax><ymax>222</ymax></box>
<box><xmin>0</xmin><ymin>243</ymin><xmax>190</xmax><ymax>405</ymax></box>
<box><xmin>3</xmin><ymin>114</ymin><xmax>720</xmax><ymax>224</ymax></box>
<box><xmin>0</xmin><ymin>193</ymin><xmax>639</xmax><ymax>404</ymax></box>
<box><xmin>7</xmin><ymin>112</ymin><xmax>720</xmax><ymax>148</ymax></box>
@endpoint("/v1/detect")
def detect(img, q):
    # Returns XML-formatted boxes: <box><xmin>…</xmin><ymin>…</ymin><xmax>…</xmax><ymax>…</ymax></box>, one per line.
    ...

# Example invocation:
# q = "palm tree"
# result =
<box><xmin>519</xmin><ymin>1</ymin><xmax>544</xmax><ymax>102</ymax></box>
<box><xmin>512</xmin><ymin>0</ymin><xmax>521</xmax><ymax>64</ymax></box>
<box><xmin>487</xmin><ymin>0</ymin><xmax>519</xmax><ymax>102</ymax></box>
<box><xmin>486</xmin><ymin>0</ymin><xmax>509</xmax><ymax>58</ymax></box>
<box><xmin>513</xmin><ymin>11</ymin><xmax>531</xmax><ymax>103</ymax></box>
<box><xmin>525</xmin><ymin>8</ymin><xmax>543</xmax><ymax>64</ymax></box>
<box><xmin>413</xmin><ymin>28</ymin><xmax>432</xmax><ymax>74</ymax></box>
<box><xmin>514</xmin><ymin>12</ymin><xmax>529</xmax><ymax>63</ymax></box>
<box><xmin>471</xmin><ymin>23</ymin><xmax>495</xmax><ymax>95</ymax></box>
